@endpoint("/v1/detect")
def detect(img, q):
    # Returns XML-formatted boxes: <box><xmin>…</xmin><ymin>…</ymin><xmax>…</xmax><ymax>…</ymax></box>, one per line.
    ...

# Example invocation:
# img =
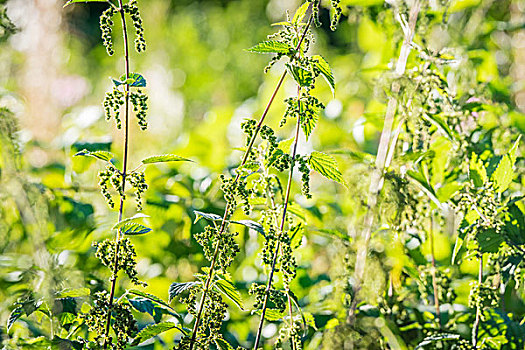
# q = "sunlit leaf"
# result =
<box><xmin>168</xmin><ymin>282</ymin><xmax>201</xmax><ymax>302</ymax></box>
<box><xmin>214</xmin><ymin>278</ymin><xmax>244</xmax><ymax>310</ymax></box>
<box><xmin>194</xmin><ymin>210</ymin><xmax>222</xmax><ymax>224</ymax></box>
<box><xmin>63</xmin><ymin>0</ymin><xmax>108</xmax><ymax>8</ymax></box>
<box><xmin>112</xmin><ymin>213</ymin><xmax>149</xmax><ymax>231</ymax></box>
<box><xmin>120</xmin><ymin>222</ymin><xmax>152</xmax><ymax>235</ymax></box>
<box><xmin>312</xmin><ymin>55</ymin><xmax>335</xmax><ymax>95</ymax></box>
<box><xmin>113</xmin><ymin>73</ymin><xmax>147</xmax><ymax>87</ymax></box>
<box><xmin>308</xmin><ymin>151</ymin><xmax>344</xmax><ymax>184</ymax></box>
<box><xmin>132</xmin><ymin>322</ymin><xmax>182</xmax><ymax>346</ymax></box>
<box><xmin>246</xmin><ymin>40</ymin><xmax>292</xmax><ymax>54</ymax></box>
<box><xmin>286</xmin><ymin>63</ymin><xmax>313</xmax><ymax>87</ymax></box>
<box><xmin>142</xmin><ymin>154</ymin><xmax>193</xmax><ymax>164</ymax></box>
<box><xmin>74</xmin><ymin>149</ymin><xmax>115</xmax><ymax>162</ymax></box>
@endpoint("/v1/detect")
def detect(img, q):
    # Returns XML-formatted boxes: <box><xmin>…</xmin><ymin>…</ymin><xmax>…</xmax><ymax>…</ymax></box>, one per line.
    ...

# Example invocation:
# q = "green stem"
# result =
<box><xmin>187</xmin><ymin>15</ymin><xmax>313</xmax><ymax>350</ymax></box>
<box><xmin>103</xmin><ymin>1</ymin><xmax>130</xmax><ymax>347</ymax></box>
<box><xmin>472</xmin><ymin>255</ymin><xmax>483</xmax><ymax>348</ymax></box>
<box><xmin>429</xmin><ymin>215</ymin><xmax>441</xmax><ymax>327</ymax></box>
<box><xmin>253</xmin><ymin>87</ymin><xmax>302</xmax><ymax>349</ymax></box>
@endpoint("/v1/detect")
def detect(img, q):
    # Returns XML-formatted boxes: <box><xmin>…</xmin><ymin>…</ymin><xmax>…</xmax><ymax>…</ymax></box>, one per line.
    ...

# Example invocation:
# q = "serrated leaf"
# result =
<box><xmin>469</xmin><ymin>153</ymin><xmax>487</xmax><ymax>187</ymax></box>
<box><xmin>7</xmin><ymin>306</ymin><xmax>23</xmax><ymax>331</ymax></box>
<box><xmin>112</xmin><ymin>213</ymin><xmax>149</xmax><ymax>231</ymax></box>
<box><xmin>74</xmin><ymin>149</ymin><xmax>115</xmax><ymax>162</ymax></box>
<box><xmin>292</xmin><ymin>2</ymin><xmax>310</xmax><ymax>24</ymax></box>
<box><xmin>127</xmin><ymin>289</ymin><xmax>183</xmax><ymax>323</ymax></box>
<box><xmin>120</xmin><ymin>222</ymin><xmax>152</xmax><ymax>235</ymax></box>
<box><xmin>301</xmin><ymin>108</ymin><xmax>319</xmax><ymax>141</ymax></box>
<box><xmin>168</xmin><ymin>282</ymin><xmax>201</xmax><ymax>302</ymax></box>
<box><xmin>214</xmin><ymin>337</ymin><xmax>234</xmax><ymax>350</ymax></box>
<box><xmin>214</xmin><ymin>279</ymin><xmax>244</xmax><ymax>310</ymax></box>
<box><xmin>492</xmin><ymin>136</ymin><xmax>521</xmax><ymax>193</ymax></box>
<box><xmin>56</xmin><ymin>288</ymin><xmax>90</xmax><ymax>298</ymax></box>
<box><xmin>308</xmin><ymin>151</ymin><xmax>344</xmax><ymax>184</ymax></box>
<box><xmin>142</xmin><ymin>154</ymin><xmax>193</xmax><ymax>164</ymax></box>
<box><xmin>312</xmin><ymin>55</ymin><xmax>335</xmax><ymax>95</ymax></box>
<box><xmin>132</xmin><ymin>322</ymin><xmax>182</xmax><ymax>345</ymax></box>
<box><xmin>231</xmin><ymin>220</ymin><xmax>265</xmax><ymax>237</ymax></box>
<box><xmin>278</xmin><ymin>138</ymin><xmax>294</xmax><ymax>153</ymax></box>
<box><xmin>247</xmin><ymin>40</ymin><xmax>292</xmax><ymax>54</ymax></box>
<box><xmin>415</xmin><ymin>334</ymin><xmax>460</xmax><ymax>349</ymax></box>
<box><xmin>476</xmin><ymin>228</ymin><xmax>504</xmax><ymax>253</ymax></box>
<box><xmin>193</xmin><ymin>210</ymin><xmax>223</xmax><ymax>224</ymax></box>
<box><xmin>286</xmin><ymin>63</ymin><xmax>313</xmax><ymax>87</ymax></box>
<box><xmin>63</xmin><ymin>0</ymin><xmax>108</xmax><ymax>8</ymax></box>
<box><xmin>113</xmin><ymin>73</ymin><xmax>147</xmax><ymax>88</ymax></box>
<box><xmin>256</xmin><ymin>308</ymin><xmax>286</xmax><ymax>321</ymax></box>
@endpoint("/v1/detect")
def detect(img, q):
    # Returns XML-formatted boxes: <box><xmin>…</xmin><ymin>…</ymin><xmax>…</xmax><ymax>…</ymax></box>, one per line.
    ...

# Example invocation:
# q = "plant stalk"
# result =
<box><xmin>187</xmin><ymin>15</ymin><xmax>313</xmax><ymax>350</ymax></box>
<box><xmin>429</xmin><ymin>215</ymin><xmax>441</xmax><ymax>327</ymax></box>
<box><xmin>348</xmin><ymin>0</ymin><xmax>421</xmax><ymax>324</ymax></box>
<box><xmin>472</xmin><ymin>254</ymin><xmax>483</xmax><ymax>348</ymax></box>
<box><xmin>253</xmin><ymin>86</ymin><xmax>302</xmax><ymax>349</ymax></box>
<box><xmin>103</xmin><ymin>1</ymin><xmax>130</xmax><ymax>347</ymax></box>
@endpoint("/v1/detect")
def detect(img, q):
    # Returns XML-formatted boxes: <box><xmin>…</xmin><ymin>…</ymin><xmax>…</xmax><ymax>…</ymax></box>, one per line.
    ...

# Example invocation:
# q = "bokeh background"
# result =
<box><xmin>1</xmin><ymin>0</ymin><xmax>525</xmax><ymax>348</ymax></box>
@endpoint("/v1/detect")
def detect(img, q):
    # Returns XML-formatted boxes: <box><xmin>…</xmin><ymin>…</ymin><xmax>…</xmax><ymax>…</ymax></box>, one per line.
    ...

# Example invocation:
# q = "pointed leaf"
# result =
<box><xmin>492</xmin><ymin>136</ymin><xmax>521</xmax><ymax>193</ymax></box>
<box><xmin>113</xmin><ymin>73</ymin><xmax>147</xmax><ymax>88</ymax></box>
<box><xmin>112</xmin><ymin>213</ymin><xmax>149</xmax><ymax>231</ymax></box>
<box><xmin>168</xmin><ymin>282</ymin><xmax>200</xmax><ymax>303</ymax></box>
<box><xmin>63</xmin><ymin>0</ymin><xmax>108</xmax><ymax>7</ymax></box>
<box><xmin>120</xmin><ymin>222</ymin><xmax>152</xmax><ymax>235</ymax></box>
<box><xmin>286</xmin><ymin>63</ymin><xmax>313</xmax><ymax>87</ymax></box>
<box><xmin>7</xmin><ymin>306</ymin><xmax>23</xmax><ymax>331</ymax></box>
<box><xmin>312</xmin><ymin>55</ymin><xmax>335</xmax><ymax>95</ymax></box>
<box><xmin>292</xmin><ymin>2</ymin><xmax>310</xmax><ymax>25</ymax></box>
<box><xmin>74</xmin><ymin>149</ymin><xmax>115</xmax><ymax>162</ymax></box>
<box><xmin>214</xmin><ymin>279</ymin><xmax>244</xmax><ymax>310</ymax></box>
<box><xmin>214</xmin><ymin>337</ymin><xmax>234</xmax><ymax>350</ymax></box>
<box><xmin>142</xmin><ymin>154</ymin><xmax>193</xmax><ymax>164</ymax></box>
<box><xmin>194</xmin><ymin>210</ymin><xmax>222</xmax><ymax>224</ymax></box>
<box><xmin>308</xmin><ymin>151</ymin><xmax>344</xmax><ymax>184</ymax></box>
<box><xmin>56</xmin><ymin>288</ymin><xmax>90</xmax><ymax>298</ymax></box>
<box><xmin>231</xmin><ymin>220</ymin><xmax>265</xmax><ymax>237</ymax></box>
<box><xmin>415</xmin><ymin>334</ymin><xmax>461</xmax><ymax>349</ymax></box>
<box><xmin>469</xmin><ymin>153</ymin><xmax>487</xmax><ymax>187</ymax></box>
<box><xmin>247</xmin><ymin>40</ymin><xmax>292</xmax><ymax>54</ymax></box>
<box><xmin>132</xmin><ymin>322</ymin><xmax>182</xmax><ymax>345</ymax></box>
<box><xmin>301</xmin><ymin>107</ymin><xmax>319</xmax><ymax>141</ymax></box>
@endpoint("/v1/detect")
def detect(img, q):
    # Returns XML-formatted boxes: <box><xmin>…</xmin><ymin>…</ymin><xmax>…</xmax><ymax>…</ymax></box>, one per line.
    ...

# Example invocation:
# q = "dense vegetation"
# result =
<box><xmin>1</xmin><ymin>0</ymin><xmax>525</xmax><ymax>349</ymax></box>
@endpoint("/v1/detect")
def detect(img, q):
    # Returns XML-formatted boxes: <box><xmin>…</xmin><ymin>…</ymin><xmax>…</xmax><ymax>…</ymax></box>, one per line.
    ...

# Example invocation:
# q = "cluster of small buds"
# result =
<box><xmin>194</xmin><ymin>226</ymin><xmax>217</xmax><ymax>261</ymax></box>
<box><xmin>128</xmin><ymin>171</ymin><xmax>148</xmax><ymax>210</ymax></box>
<box><xmin>112</xmin><ymin>301</ymin><xmax>138</xmax><ymax>349</ymax></box>
<box><xmin>330</xmin><ymin>0</ymin><xmax>342</xmax><ymax>31</ymax></box>
<box><xmin>468</xmin><ymin>281</ymin><xmax>499</xmax><ymax>320</ymax></box>
<box><xmin>262</xmin><ymin>227</ymin><xmax>278</xmax><ymax>265</ymax></box>
<box><xmin>241</xmin><ymin>118</ymin><xmax>257</xmax><ymax>146</ymax></box>
<box><xmin>83</xmin><ymin>291</ymin><xmax>111</xmax><ymax>347</ymax></box>
<box><xmin>271</xmin><ymin>152</ymin><xmax>291</xmax><ymax>172</ymax></box>
<box><xmin>260</xmin><ymin>125</ymin><xmax>278</xmax><ymax>155</ymax></box>
<box><xmin>249</xmin><ymin>283</ymin><xmax>287</xmax><ymax>313</ymax></box>
<box><xmin>99</xmin><ymin>7</ymin><xmax>116</xmax><ymax>56</ymax></box>
<box><xmin>130</xmin><ymin>89</ymin><xmax>148</xmax><ymax>130</ymax></box>
<box><xmin>194</xmin><ymin>225</ymin><xmax>240</xmax><ymax>270</ymax></box>
<box><xmin>219</xmin><ymin>174</ymin><xmax>253</xmax><ymax>215</ymax></box>
<box><xmin>308</xmin><ymin>0</ymin><xmax>321</xmax><ymax>27</ymax></box>
<box><xmin>377</xmin><ymin>293</ymin><xmax>410</xmax><ymax>324</ymax></box>
<box><xmin>104</xmin><ymin>87</ymin><xmax>125</xmax><ymax>129</ymax></box>
<box><xmin>199</xmin><ymin>290</ymin><xmax>228</xmax><ymax>340</ymax></box>
<box><xmin>297</xmin><ymin>156</ymin><xmax>311</xmax><ymax>198</ymax></box>
<box><xmin>93</xmin><ymin>238</ymin><xmax>146</xmax><ymax>287</ymax></box>
<box><xmin>111</xmin><ymin>170</ymin><xmax>125</xmax><ymax>199</ymax></box>
<box><xmin>275</xmin><ymin>321</ymin><xmax>302</xmax><ymax>350</ymax></box>
<box><xmin>450</xmin><ymin>339</ymin><xmax>475</xmax><ymax>350</ymax></box>
<box><xmin>417</xmin><ymin>265</ymin><xmax>456</xmax><ymax>305</ymax></box>
<box><xmin>123</xmin><ymin>0</ymin><xmax>146</xmax><ymax>53</ymax></box>
<box><xmin>98</xmin><ymin>167</ymin><xmax>116</xmax><ymax>208</ymax></box>
<box><xmin>279</xmin><ymin>233</ymin><xmax>297</xmax><ymax>285</ymax></box>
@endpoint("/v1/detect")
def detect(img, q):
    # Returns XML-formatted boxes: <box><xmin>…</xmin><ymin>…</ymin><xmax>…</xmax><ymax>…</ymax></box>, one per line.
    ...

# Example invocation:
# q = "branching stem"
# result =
<box><xmin>187</xmin><ymin>15</ymin><xmax>313</xmax><ymax>350</ymax></box>
<box><xmin>253</xmin><ymin>86</ymin><xmax>302</xmax><ymax>349</ymax></box>
<box><xmin>103</xmin><ymin>1</ymin><xmax>130</xmax><ymax>347</ymax></box>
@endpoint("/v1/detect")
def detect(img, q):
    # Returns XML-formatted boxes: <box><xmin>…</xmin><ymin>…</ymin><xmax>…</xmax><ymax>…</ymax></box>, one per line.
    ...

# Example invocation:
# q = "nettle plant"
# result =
<box><xmin>166</xmin><ymin>2</ymin><xmax>343</xmax><ymax>349</ymax></box>
<box><xmin>24</xmin><ymin>0</ymin><xmax>192</xmax><ymax>349</ymax></box>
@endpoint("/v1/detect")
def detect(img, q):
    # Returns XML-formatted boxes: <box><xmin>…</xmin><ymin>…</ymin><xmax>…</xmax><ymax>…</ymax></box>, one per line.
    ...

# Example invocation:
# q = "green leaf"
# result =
<box><xmin>74</xmin><ymin>149</ymin><xmax>115</xmax><ymax>162</ymax></box>
<box><xmin>415</xmin><ymin>334</ymin><xmax>460</xmax><ymax>349</ymax></box>
<box><xmin>492</xmin><ymin>136</ymin><xmax>521</xmax><ymax>193</ymax></box>
<box><xmin>127</xmin><ymin>289</ymin><xmax>183</xmax><ymax>323</ymax></box>
<box><xmin>476</xmin><ymin>228</ymin><xmax>504</xmax><ymax>253</ymax></box>
<box><xmin>214</xmin><ymin>338</ymin><xmax>234</xmax><ymax>350</ymax></box>
<box><xmin>132</xmin><ymin>322</ymin><xmax>182</xmax><ymax>345</ymax></box>
<box><xmin>56</xmin><ymin>288</ymin><xmax>90</xmax><ymax>298</ymax></box>
<box><xmin>301</xmin><ymin>108</ymin><xmax>319</xmax><ymax>141</ymax></box>
<box><xmin>168</xmin><ymin>282</ymin><xmax>200</xmax><ymax>302</ymax></box>
<box><xmin>231</xmin><ymin>220</ymin><xmax>265</xmax><ymax>237</ymax></box>
<box><xmin>246</xmin><ymin>40</ymin><xmax>292</xmax><ymax>54</ymax></box>
<box><xmin>308</xmin><ymin>151</ymin><xmax>344</xmax><ymax>184</ymax></box>
<box><xmin>128</xmin><ymin>290</ymin><xmax>175</xmax><ymax>312</ymax></box>
<box><xmin>193</xmin><ymin>210</ymin><xmax>222</xmax><ymax>224</ymax></box>
<box><xmin>292</xmin><ymin>2</ymin><xmax>310</xmax><ymax>25</ymax></box>
<box><xmin>214</xmin><ymin>278</ymin><xmax>244</xmax><ymax>310</ymax></box>
<box><xmin>142</xmin><ymin>154</ymin><xmax>193</xmax><ymax>164</ymax></box>
<box><xmin>7</xmin><ymin>306</ymin><xmax>23</xmax><ymax>331</ymax></box>
<box><xmin>120</xmin><ymin>222</ymin><xmax>152</xmax><ymax>235</ymax></box>
<box><xmin>286</xmin><ymin>63</ymin><xmax>314</xmax><ymax>87</ymax></box>
<box><xmin>63</xmin><ymin>0</ymin><xmax>108</xmax><ymax>8</ymax></box>
<box><xmin>112</xmin><ymin>213</ymin><xmax>149</xmax><ymax>231</ymax></box>
<box><xmin>469</xmin><ymin>153</ymin><xmax>487</xmax><ymax>187</ymax></box>
<box><xmin>312</xmin><ymin>55</ymin><xmax>335</xmax><ymax>95</ymax></box>
<box><xmin>113</xmin><ymin>73</ymin><xmax>147</xmax><ymax>88</ymax></box>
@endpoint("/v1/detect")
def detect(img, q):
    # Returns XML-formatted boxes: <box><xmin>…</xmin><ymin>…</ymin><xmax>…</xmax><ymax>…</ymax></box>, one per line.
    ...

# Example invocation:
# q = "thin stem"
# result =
<box><xmin>103</xmin><ymin>1</ymin><xmax>130</xmax><ymax>347</ymax></box>
<box><xmin>348</xmin><ymin>0</ymin><xmax>421</xmax><ymax>324</ymax></box>
<box><xmin>429</xmin><ymin>215</ymin><xmax>441</xmax><ymax>327</ymax></box>
<box><xmin>187</xmin><ymin>15</ymin><xmax>313</xmax><ymax>350</ymax></box>
<box><xmin>253</xmin><ymin>87</ymin><xmax>302</xmax><ymax>349</ymax></box>
<box><xmin>472</xmin><ymin>255</ymin><xmax>483</xmax><ymax>348</ymax></box>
